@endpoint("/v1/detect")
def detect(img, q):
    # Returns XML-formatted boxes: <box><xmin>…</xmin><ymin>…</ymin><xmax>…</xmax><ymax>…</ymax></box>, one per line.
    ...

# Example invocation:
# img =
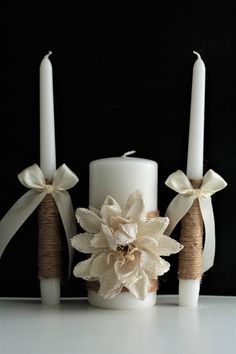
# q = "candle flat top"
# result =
<box><xmin>90</xmin><ymin>156</ymin><xmax>158</xmax><ymax>166</ymax></box>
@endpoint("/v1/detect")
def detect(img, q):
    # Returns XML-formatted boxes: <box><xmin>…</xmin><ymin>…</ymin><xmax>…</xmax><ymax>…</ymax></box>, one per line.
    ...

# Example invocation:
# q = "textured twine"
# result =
<box><xmin>38</xmin><ymin>183</ymin><xmax>61</xmax><ymax>278</ymax></box>
<box><xmin>146</xmin><ymin>210</ymin><xmax>159</xmax><ymax>219</ymax></box>
<box><xmin>178</xmin><ymin>179</ymin><xmax>203</xmax><ymax>280</ymax></box>
<box><xmin>87</xmin><ymin>209</ymin><xmax>159</xmax><ymax>295</ymax></box>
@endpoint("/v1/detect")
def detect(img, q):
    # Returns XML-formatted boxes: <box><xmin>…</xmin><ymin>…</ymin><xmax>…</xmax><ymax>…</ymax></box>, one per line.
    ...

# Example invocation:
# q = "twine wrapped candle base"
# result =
<box><xmin>178</xmin><ymin>179</ymin><xmax>203</xmax><ymax>307</ymax></box>
<box><xmin>38</xmin><ymin>193</ymin><xmax>61</xmax><ymax>305</ymax></box>
<box><xmin>0</xmin><ymin>163</ymin><xmax>78</xmax><ymax>306</ymax></box>
<box><xmin>165</xmin><ymin>169</ymin><xmax>227</xmax><ymax>306</ymax></box>
<box><xmin>87</xmin><ymin>280</ymin><xmax>158</xmax><ymax>310</ymax></box>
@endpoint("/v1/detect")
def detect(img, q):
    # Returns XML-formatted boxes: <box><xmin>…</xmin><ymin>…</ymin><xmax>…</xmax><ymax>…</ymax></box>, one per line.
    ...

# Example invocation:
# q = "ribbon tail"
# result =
<box><xmin>165</xmin><ymin>194</ymin><xmax>194</xmax><ymax>236</ymax></box>
<box><xmin>53</xmin><ymin>190</ymin><xmax>77</xmax><ymax>278</ymax></box>
<box><xmin>199</xmin><ymin>197</ymin><xmax>215</xmax><ymax>272</ymax></box>
<box><xmin>0</xmin><ymin>190</ymin><xmax>46</xmax><ymax>258</ymax></box>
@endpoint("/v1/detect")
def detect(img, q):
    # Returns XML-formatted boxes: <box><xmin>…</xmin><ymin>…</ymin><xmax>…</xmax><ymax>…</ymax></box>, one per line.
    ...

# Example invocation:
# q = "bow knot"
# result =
<box><xmin>165</xmin><ymin>169</ymin><xmax>227</xmax><ymax>273</ymax></box>
<box><xmin>191</xmin><ymin>188</ymin><xmax>202</xmax><ymax>199</ymax></box>
<box><xmin>18</xmin><ymin>163</ymin><xmax>79</xmax><ymax>192</ymax></box>
<box><xmin>45</xmin><ymin>184</ymin><xmax>54</xmax><ymax>194</ymax></box>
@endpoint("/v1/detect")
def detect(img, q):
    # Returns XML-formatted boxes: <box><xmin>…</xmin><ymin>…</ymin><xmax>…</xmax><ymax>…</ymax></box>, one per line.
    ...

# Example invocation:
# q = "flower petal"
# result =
<box><xmin>123</xmin><ymin>190</ymin><xmax>142</xmax><ymax>212</ymax></box>
<box><xmin>101</xmin><ymin>196</ymin><xmax>121</xmax><ymax>214</ymax></box>
<box><xmin>109</xmin><ymin>215</ymin><xmax>130</xmax><ymax>230</ymax></box>
<box><xmin>76</xmin><ymin>208</ymin><xmax>102</xmax><ymax>233</ymax></box>
<box><xmin>101</xmin><ymin>224</ymin><xmax>117</xmax><ymax>251</ymax></box>
<box><xmin>126</xmin><ymin>270</ymin><xmax>150</xmax><ymax>300</ymax></box>
<box><xmin>137</xmin><ymin>236</ymin><xmax>159</xmax><ymax>256</ymax></box>
<box><xmin>114</xmin><ymin>252</ymin><xmax>140</xmax><ymax>283</ymax></box>
<box><xmin>157</xmin><ymin>235</ymin><xmax>184</xmax><ymax>256</ymax></box>
<box><xmin>100</xmin><ymin>197</ymin><xmax>122</xmax><ymax>224</ymax></box>
<box><xmin>71</xmin><ymin>233</ymin><xmax>94</xmax><ymax>253</ymax></box>
<box><xmin>89</xmin><ymin>206</ymin><xmax>101</xmax><ymax>217</ymax></box>
<box><xmin>73</xmin><ymin>257</ymin><xmax>94</xmax><ymax>280</ymax></box>
<box><xmin>155</xmin><ymin>256</ymin><xmax>170</xmax><ymax>275</ymax></box>
<box><xmin>114</xmin><ymin>223</ymin><xmax>137</xmax><ymax>245</ymax></box>
<box><xmin>124</xmin><ymin>190</ymin><xmax>146</xmax><ymax>224</ymax></box>
<box><xmin>98</xmin><ymin>269</ymin><xmax>123</xmax><ymax>299</ymax></box>
<box><xmin>90</xmin><ymin>252</ymin><xmax>112</xmax><ymax>277</ymax></box>
<box><xmin>140</xmin><ymin>250</ymin><xmax>159</xmax><ymax>279</ymax></box>
<box><xmin>139</xmin><ymin>217</ymin><xmax>169</xmax><ymax>238</ymax></box>
<box><xmin>90</xmin><ymin>232</ymin><xmax>109</xmax><ymax>249</ymax></box>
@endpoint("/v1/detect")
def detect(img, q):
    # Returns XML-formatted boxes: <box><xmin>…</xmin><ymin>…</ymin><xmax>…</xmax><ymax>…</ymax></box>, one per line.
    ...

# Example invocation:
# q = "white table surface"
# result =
<box><xmin>0</xmin><ymin>295</ymin><xmax>235</xmax><ymax>354</ymax></box>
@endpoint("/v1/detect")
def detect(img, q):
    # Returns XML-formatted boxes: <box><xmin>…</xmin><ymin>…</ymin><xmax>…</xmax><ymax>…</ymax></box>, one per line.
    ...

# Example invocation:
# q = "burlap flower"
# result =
<box><xmin>71</xmin><ymin>190</ymin><xmax>183</xmax><ymax>300</ymax></box>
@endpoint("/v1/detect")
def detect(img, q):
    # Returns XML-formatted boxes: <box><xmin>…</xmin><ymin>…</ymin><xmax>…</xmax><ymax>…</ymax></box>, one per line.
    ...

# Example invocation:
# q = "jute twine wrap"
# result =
<box><xmin>178</xmin><ymin>179</ymin><xmax>203</xmax><ymax>280</ymax></box>
<box><xmin>38</xmin><ymin>184</ymin><xmax>61</xmax><ymax>278</ymax></box>
<box><xmin>87</xmin><ymin>209</ymin><xmax>159</xmax><ymax>295</ymax></box>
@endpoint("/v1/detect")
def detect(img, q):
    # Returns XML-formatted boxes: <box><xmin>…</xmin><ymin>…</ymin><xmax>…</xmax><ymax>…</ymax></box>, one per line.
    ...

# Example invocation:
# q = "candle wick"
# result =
<box><xmin>46</xmin><ymin>51</ymin><xmax>52</xmax><ymax>59</ymax></box>
<box><xmin>122</xmin><ymin>150</ymin><xmax>136</xmax><ymax>157</ymax></box>
<box><xmin>193</xmin><ymin>51</ymin><xmax>201</xmax><ymax>60</ymax></box>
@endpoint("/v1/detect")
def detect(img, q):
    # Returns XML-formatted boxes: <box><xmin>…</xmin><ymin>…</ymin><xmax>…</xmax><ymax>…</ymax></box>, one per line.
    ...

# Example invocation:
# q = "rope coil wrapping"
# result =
<box><xmin>178</xmin><ymin>179</ymin><xmax>203</xmax><ymax>280</ymax></box>
<box><xmin>38</xmin><ymin>189</ymin><xmax>61</xmax><ymax>278</ymax></box>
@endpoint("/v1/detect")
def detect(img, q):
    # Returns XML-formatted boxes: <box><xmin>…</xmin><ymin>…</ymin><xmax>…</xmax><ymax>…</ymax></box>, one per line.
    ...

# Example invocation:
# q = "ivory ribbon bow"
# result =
<box><xmin>165</xmin><ymin>169</ymin><xmax>227</xmax><ymax>272</ymax></box>
<box><xmin>0</xmin><ymin>163</ymin><xmax>79</xmax><ymax>276</ymax></box>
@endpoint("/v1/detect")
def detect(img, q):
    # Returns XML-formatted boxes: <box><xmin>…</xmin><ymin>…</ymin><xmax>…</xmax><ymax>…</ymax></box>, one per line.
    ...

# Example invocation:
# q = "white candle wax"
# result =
<box><xmin>88</xmin><ymin>152</ymin><xmax>158</xmax><ymax>309</ymax></box>
<box><xmin>186</xmin><ymin>51</ymin><xmax>205</xmax><ymax>180</ymax></box>
<box><xmin>179</xmin><ymin>51</ymin><xmax>206</xmax><ymax>307</ymax></box>
<box><xmin>39</xmin><ymin>52</ymin><xmax>60</xmax><ymax>305</ymax></box>
<box><xmin>89</xmin><ymin>153</ymin><xmax>158</xmax><ymax>211</ymax></box>
<box><xmin>40</xmin><ymin>51</ymin><xmax>56</xmax><ymax>179</ymax></box>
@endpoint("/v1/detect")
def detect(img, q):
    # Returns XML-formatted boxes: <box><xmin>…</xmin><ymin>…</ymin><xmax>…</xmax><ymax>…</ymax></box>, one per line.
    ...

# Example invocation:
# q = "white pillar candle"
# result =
<box><xmin>88</xmin><ymin>151</ymin><xmax>158</xmax><ymax>309</ymax></box>
<box><xmin>39</xmin><ymin>51</ymin><xmax>60</xmax><ymax>305</ymax></box>
<box><xmin>179</xmin><ymin>51</ymin><xmax>206</xmax><ymax>307</ymax></box>
<box><xmin>89</xmin><ymin>151</ymin><xmax>158</xmax><ymax>211</ymax></box>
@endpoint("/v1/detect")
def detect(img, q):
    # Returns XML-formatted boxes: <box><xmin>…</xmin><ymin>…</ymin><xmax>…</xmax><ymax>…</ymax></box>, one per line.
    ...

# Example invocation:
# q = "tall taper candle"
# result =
<box><xmin>40</xmin><ymin>51</ymin><xmax>56</xmax><ymax>178</ymax></box>
<box><xmin>179</xmin><ymin>51</ymin><xmax>205</xmax><ymax>307</ymax></box>
<box><xmin>186</xmin><ymin>51</ymin><xmax>205</xmax><ymax>180</ymax></box>
<box><xmin>39</xmin><ymin>51</ymin><xmax>60</xmax><ymax>305</ymax></box>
